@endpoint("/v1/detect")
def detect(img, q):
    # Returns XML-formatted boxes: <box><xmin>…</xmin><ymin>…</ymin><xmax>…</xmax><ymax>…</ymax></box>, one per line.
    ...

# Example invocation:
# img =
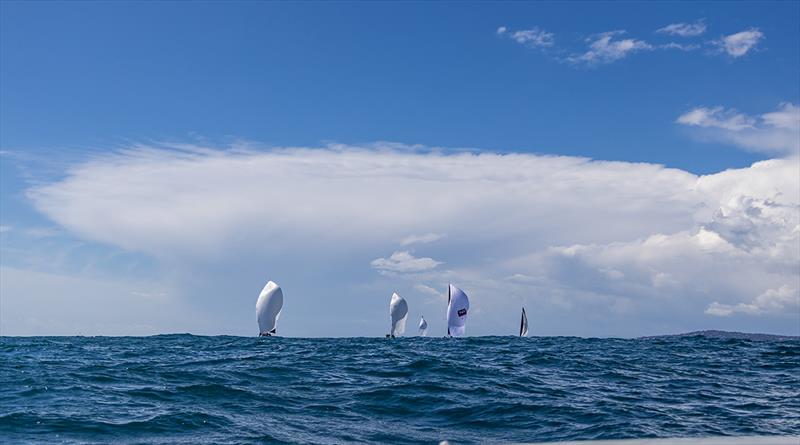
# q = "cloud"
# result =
<box><xmin>0</xmin><ymin>225</ymin><xmax>11</xmax><ymax>233</ymax></box>
<box><xmin>677</xmin><ymin>106</ymin><xmax>756</xmax><ymax>131</ymax></box>
<box><xmin>659</xmin><ymin>42</ymin><xmax>700</xmax><ymax>51</ymax></box>
<box><xmin>28</xmin><ymin>143</ymin><xmax>701</xmax><ymax>261</ymax></box>
<box><xmin>712</xmin><ymin>28</ymin><xmax>764</xmax><ymax>58</ymax></box>
<box><xmin>706</xmin><ymin>286</ymin><xmax>799</xmax><ymax>317</ymax></box>
<box><xmin>414</xmin><ymin>283</ymin><xmax>444</xmax><ymax>299</ymax></box>
<box><xmin>498</xmin><ymin>26</ymin><xmax>554</xmax><ymax>49</ymax></box>
<box><xmin>515</xmin><ymin>157</ymin><xmax>799</xmax><ymax>325</ymax></box>
<box><xmin>371</xmin><ymin>251</ymin><xmax>442</xmax><ymax>273</ymax></box>
<box><xmin>568</xmin><ymin>31</ymin><xmax>652</xmax><ymax>65</ymax></box>
<box><xmin>400</xmin><ymin>233</ymin><xmax>445</xmax><ymax>246</ymax></box>
<box><xmin>656</xmin><ymin>20</ymin><xmax>706</xmax><ymax>37</ymax></box>
<box><xmin>677</xmin><ymin>103</ymin><xmax>800</xmax><ymax>155</ymax></box>
<box><xmin>21</xmin><ymin>141</ymin><xmax>800</xmax><ymax>336</ymax></box>
<box><xmin>511</xmin><ymin>28</ymin><xmax>555</xmax><ymax>48</ymax></box>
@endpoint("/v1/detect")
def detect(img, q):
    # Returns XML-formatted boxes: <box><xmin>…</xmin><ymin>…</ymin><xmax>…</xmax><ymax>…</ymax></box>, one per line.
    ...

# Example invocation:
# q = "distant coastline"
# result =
<box><xmin>640</xmin><ymin>330</ymin><xmax>800</xmax><ymax>341</ymax></box>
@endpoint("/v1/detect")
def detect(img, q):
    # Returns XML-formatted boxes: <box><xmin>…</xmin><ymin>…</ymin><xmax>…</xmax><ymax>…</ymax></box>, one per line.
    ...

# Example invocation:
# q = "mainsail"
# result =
<box><xmin>520</xmin><ymin>307</ymin><xmax>528</xmax><ymax>337</ymax></box>
<box><xmin>446</xmin><ymin>284</ymin><xmax>469</xmax><ymax>337</ymax></box>
<box><xmin>256</xmin><ymin>280</ymin><xmax>284</xmax><ymax>336</ymax></box>
<box><xmin>418</xmin><ymin>316</ymin><xmax>428</xmax><ymax>336</ymax></box>
<box><xmin>389</xmin><ymin>292</ymin><xmax>408</xmax><ymax>337</ymax></box>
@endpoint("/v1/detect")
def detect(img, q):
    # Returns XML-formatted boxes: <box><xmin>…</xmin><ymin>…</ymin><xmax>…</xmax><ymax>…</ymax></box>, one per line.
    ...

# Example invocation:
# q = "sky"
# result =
<box><xmin>1</xmin><ymin>1</ymin><xmax>798</xmax><ymax>337</ymax></box>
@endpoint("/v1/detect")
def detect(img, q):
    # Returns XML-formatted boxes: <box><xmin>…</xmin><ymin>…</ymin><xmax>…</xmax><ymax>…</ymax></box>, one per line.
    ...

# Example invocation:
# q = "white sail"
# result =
<box><xmin>418</xmin><ymin>316</ymin><xmax>428</xmax><ymax>336</ymax></box>
<box><xmin>446</xmin><ymin>284</ymin><xmax>469</xmax><ymax>337</ymax></box>
<box><xmin>256</xmin><ymin>280</ymin><xmax>283</xmax><ymax>336</ymax></box>
<box><xmin>520</xmin><ymin>307</ymin><xmax>528</xmax><ymax>337</ymax></box>
<box><xmin>389</xmin><ymin>292</ymin><xmax>408</xmax><ymax>337</ymax></box>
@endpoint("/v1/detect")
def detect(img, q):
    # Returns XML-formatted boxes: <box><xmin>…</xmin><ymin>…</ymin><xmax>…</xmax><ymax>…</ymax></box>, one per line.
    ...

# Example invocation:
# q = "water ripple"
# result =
<box><xmin>1</xmin><ymin>335</ymin><xmax>798</xmax><ymax>444</ymax></box>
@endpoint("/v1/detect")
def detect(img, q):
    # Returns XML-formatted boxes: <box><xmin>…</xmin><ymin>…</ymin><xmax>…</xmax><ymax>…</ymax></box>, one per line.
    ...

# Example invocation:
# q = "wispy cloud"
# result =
<box><xmin>414</xmin><ymin>284</ymin><xmax>444</xmax><ymax>300</ymax></box>
<box><xmin>400</xmin><ymin>233</ymin><xmax>445</xmax><ymax>246</ymax></box>
<box><xmin>659</xmin><ymin>42</ymin><xmax>700</xmax><ymax>51</ymax></box>
<box><xmin>568</xmin><ymin>31</ymin><xmax>652</xmax><ymax>66</ymax></box>
<box><xmin>677</xmin><ymin>103</ymin><xmax>800</xmax><ymax>155</ymax></box>
<box><xmin>499</xmin><ymin>23</ymin><xmax>765</xmax><ymax>67</ymax></box>
<box><xmin>497</xmin><ymin>26</ymin><xmax>554</xmax><ymax>49</ymax></box>
<box><xmin>371</xmin><ymin>251</ymin><xmax>442</xmax><ymax>273</ymax></box>
<box><xmin>656</xmin><ymin>20</ymin><xmax>706</xmax><ymax>37</ymax></box>
<box><xmin>677</xmin><ymin>106</ymin><xmax>756</xmax><ymax>131</ymax></box>
<box><xmin>712</xmin><ymin>28</ymin><xmax>764</xmax><ymax>58</ymax></box>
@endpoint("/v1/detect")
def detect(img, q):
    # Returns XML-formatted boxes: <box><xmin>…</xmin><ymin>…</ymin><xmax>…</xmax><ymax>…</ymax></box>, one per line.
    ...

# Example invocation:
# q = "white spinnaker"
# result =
<box><xmin>389</xmin><ymin>292</ymin><xmax>408</xmax><ymax>336</ymax></box>
<box><xmin>446</xmin><ymin>284</ymin><xmax>469</xmax><ymax>337</ymax></box>
<box><xmin>520</xmin><ymin>307</ymin><xmax>528</xmax><ymax>337</ymax></box>
<box><xmin>418</xmin><ymin>316</ymin><xmax>428</xmax><ymax>336</ymax></box>
<box><xmin>256</xmin><ymin>281</ymin><xmax>284</xmax><ymax>335</ymax></box>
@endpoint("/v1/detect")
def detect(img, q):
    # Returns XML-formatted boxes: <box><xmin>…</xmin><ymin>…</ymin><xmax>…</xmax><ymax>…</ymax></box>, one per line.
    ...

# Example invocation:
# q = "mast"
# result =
<box><xmin>519</xmin><ymin>307</ymin><xmax>528</xmax><ymax>337</ymax></box>
<box><xmin>447</xmin><ymin>283</ymin><xmax>451</xmax><ymax>337</ymax></box>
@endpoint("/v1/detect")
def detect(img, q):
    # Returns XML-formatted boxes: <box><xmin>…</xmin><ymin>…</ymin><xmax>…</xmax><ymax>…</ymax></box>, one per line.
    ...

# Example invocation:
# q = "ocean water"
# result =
<box><xmin>1</xmin><ymin>335</ymin><xmax>798</xmax><ymax>444</ymax></box>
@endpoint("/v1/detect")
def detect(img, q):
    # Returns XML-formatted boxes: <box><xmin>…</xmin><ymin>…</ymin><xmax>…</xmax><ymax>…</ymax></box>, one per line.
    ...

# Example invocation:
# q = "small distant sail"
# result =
<box><xmin>389</xmin><ymin>292</ymin><xmax>408</xmax><ymax>337</ymax></box>
<box><xmin>520</xmin><ymin>307</ymin><xmax>528</xmax><ymax>337</ymax></box>
<box><xmin>418</xmin><ymin>316</ymin><xmax>428</xmax><ymax>336</ymax></box>
<box><xmin>446</xmin><ymin>284</ymin><xmax>469</xmax><ymax>337</ymax></box>
<box><xmin>256</xmin><ymin>281</ymin><xmax>284</xmax><ymax>336</ymax></box>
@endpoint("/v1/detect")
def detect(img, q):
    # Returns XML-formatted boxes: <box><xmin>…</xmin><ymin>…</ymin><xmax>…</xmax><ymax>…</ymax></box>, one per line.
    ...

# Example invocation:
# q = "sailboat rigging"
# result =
<box><xmin>520</xmin><ymin>307</ymin><xmax>528</xmax><ymax>337</ymax></box>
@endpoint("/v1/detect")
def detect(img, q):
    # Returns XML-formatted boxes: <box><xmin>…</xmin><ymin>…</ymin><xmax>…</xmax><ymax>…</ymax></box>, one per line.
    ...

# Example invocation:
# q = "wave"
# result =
<box><xmin>1</xmin><ymin>336</ymin><xmax>798</xmax><ymax>444</ymax></box>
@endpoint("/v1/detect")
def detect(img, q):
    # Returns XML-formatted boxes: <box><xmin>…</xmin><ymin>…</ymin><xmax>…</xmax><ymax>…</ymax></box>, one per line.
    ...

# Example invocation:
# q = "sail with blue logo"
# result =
<box><xmin>446</xmin><ymin>284</ymin><xmax>469</xmax><ymax>337</ymax></box>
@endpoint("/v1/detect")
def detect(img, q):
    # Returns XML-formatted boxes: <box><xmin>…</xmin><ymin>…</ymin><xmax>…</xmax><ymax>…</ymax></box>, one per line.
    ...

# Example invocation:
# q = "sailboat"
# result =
<box><xmin>388</xmin><ymin>292</ymin><xmax>408</xmax><ymax>338</ymax></box>
<box><xmin>446</xmin><ymin>284</ymin><xmax>469</xmax><ymax>337</ymax></box>
<box><xmin>519</xmin><ymin>307</ymin><xmax>528</xmax><ymax>337</ymax></box>
<box><xmin>256</xmin><ymin>280</ymin><xmax>283</xmax><ymax>336</ymax></box>
<box><xmin>418</xmin><ymin>316</ymin><xmax>428</xmax><ymax>336</ymax></box>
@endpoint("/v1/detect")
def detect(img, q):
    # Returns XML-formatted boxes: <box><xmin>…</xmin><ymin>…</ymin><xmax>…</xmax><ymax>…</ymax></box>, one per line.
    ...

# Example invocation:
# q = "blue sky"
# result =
<box><xmin>1</xmin><ymin>2</ymin><xmax>798</xmax><ymax>337</ymax></box>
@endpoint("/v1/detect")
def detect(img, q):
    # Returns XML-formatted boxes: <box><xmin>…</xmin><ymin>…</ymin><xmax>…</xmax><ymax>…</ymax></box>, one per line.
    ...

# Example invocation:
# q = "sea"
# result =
<box><xmin>1</xmin><ymin>334</ymin><xmax>798</xmax><ymax>444</ymax></box>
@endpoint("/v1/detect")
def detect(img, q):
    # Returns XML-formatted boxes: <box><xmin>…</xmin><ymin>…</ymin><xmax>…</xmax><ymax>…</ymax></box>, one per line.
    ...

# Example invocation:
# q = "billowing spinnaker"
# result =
<box><xmin>389</xmin><ymin>292</ymin><xmax>408</xmax><ymax>336</ymax></box>
<box><xmin>520</xmin><ymin>307</ymin><xmax>528</xmax><ymax>337</ymax></box>
<box><xmin>256</xmin><ymin>281</ymin><xmax>284</xmax><ymax>335</ymax></box>
<box><xmin>418</xmin><ymin>316</ymin><xmax>428</xmax><ymax>336</ymax></box>
<box><xmin>446</xmin><ymin>284</ymin><xmax>469</xmax><ymax>337</ymax></box>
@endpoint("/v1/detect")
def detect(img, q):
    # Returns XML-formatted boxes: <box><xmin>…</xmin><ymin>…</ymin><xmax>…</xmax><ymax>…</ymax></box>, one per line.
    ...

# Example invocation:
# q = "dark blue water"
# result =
<box><xmin>1</xmin><ymin>335</ymin><xmax>798</xmax><ymax>444</ymax></box>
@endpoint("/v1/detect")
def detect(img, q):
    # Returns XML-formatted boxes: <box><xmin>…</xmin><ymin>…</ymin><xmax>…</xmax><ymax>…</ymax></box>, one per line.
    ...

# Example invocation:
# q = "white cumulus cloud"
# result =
<box><xmin>712</xmin><ymin>28</ymin><xmax>764</xmax><ymax>58</ymax></box>
<box><xmin>371</xmin><ymin>251</ymin><xmax>442</xmax><ymax>273</ymax></box>
<box><xmin>19</xmin><ymin>140</ymin><xmax>800</xmax><ymax>336</ymax></box>
<box><xmin>706</xmin><ymin>286</ymin><xmax>799</xmax><ymax>317</ymax></box>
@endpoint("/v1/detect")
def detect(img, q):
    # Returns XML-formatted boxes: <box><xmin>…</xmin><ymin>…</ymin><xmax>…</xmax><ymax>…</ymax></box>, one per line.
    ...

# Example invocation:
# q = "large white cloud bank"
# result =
<box><xmin>26</xmin><ymin>143</ymin><xmax>800</xmax><ymax>336</ymax></box>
